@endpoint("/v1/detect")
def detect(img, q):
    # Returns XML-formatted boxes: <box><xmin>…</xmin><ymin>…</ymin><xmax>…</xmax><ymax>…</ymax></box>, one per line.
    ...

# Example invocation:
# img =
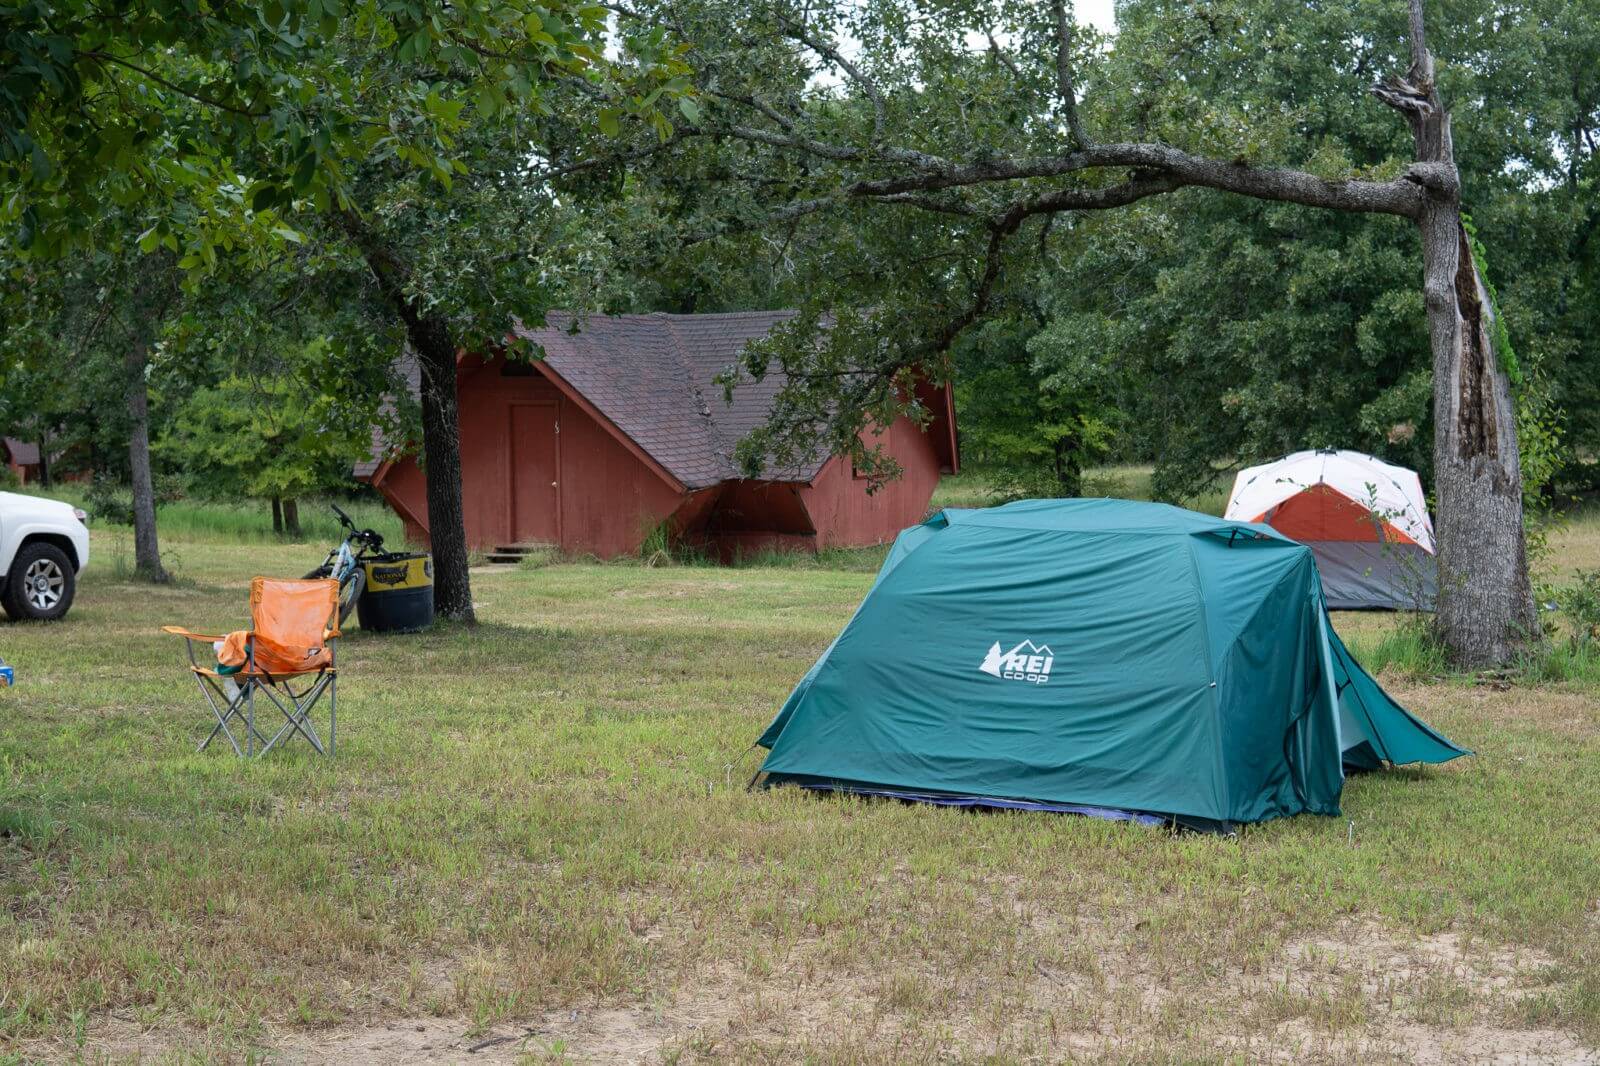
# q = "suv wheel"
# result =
<box><xmin>2</xmin><ymin>542</ymin><xmax>76</xmax><ymax>621</ymax></box>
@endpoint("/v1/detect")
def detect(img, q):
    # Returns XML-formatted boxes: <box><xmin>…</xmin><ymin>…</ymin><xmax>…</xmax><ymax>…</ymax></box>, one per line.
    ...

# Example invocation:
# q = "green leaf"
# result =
<box><xmin>292</xmin><ymin>153</ymin><xmax>317</xmax><ymax>192</ymax></box>
<box><xmin>597</xmin><ymin>108</ymin><xmax>620</xmax><ymax>137</ymax></box>
<box><xmin>250</xmin><ymin>183</ymin><xmax>278</xmax><ymax>212</ymax></box>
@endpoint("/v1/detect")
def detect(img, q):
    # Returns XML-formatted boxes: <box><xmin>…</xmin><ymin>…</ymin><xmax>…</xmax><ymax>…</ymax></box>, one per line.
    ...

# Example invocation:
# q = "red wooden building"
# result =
<box><xmin>356</xmin><ymin>312</ymin><xmax>958</xmax><ymax>559</ymax></box>
<box><xmin>2</xmin><ymin>439</ymin><xmax>41</xmax><ymax>485</ymax></box>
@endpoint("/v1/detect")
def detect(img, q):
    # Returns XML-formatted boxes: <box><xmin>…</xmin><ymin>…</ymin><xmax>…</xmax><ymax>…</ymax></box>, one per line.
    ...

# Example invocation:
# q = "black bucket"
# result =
<box><xmin>356</xmin><ymin>553</ymin><xmax>434</xmax><ymax>633</ymax></box>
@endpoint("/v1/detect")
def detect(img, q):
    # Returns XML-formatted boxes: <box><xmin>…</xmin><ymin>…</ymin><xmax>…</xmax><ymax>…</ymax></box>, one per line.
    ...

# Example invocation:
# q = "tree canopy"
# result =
<box><xmin>604</xmin><ymin>0</ymin><xmax>1594</xmax><ymax>499</ymax></box>
<box><xmin>0</xmin><ymin>0</ymin><xmax>692</xmax><ymax>256</ymax></box>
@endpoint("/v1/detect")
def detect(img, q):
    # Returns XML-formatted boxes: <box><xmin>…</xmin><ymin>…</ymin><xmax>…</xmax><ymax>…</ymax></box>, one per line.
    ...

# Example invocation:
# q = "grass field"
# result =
<box><xmin>2</xmin><ymin>477</ymin><xmax>1598</xmax><ymax>1063</ymax></box>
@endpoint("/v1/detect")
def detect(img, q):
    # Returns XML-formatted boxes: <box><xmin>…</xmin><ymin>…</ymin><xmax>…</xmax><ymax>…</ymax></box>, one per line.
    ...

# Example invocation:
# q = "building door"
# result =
<box><xmin>510</xmin><ymin>403</ymin><xmax>560</xmax><ymax>545</ymax></box>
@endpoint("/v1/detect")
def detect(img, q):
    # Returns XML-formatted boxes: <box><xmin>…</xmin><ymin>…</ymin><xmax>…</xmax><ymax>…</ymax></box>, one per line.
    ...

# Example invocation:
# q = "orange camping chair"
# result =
<box><xmin>163</xmin><ymin>578</ymin><xmax>341</xmax><ymax>757</ymax></box>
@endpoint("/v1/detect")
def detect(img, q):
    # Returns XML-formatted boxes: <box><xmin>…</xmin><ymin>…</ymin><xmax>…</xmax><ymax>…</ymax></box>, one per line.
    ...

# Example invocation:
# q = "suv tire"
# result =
<box><xmin>2</xmin><ymin>541</ymin><xmax>76</xmax><ymax>621</ymax></box>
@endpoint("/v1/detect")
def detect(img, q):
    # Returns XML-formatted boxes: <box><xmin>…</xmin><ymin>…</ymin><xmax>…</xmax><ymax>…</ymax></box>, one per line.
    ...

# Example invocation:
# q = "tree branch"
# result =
<box><xmin>832</xmin><ymin>142</ymin><xmax>1425</xmax><ymax>217</ymax></box>
<box><xmin>703</xmin><ymin>66</ymin><xmax>1426</xmax><ymax>220</ymax></box>
<box><xmin>1049</xmin><ymin>0</ymin><xmax>1089</xmax><ymax>147</ymax></box>
<box><xmin>721</xmin><ymin>112</ymin><xmax>954</xmax><ymax>171</ymax></box>
<box><xmin>1005</xmin><ymin>171</ymin><xmax>1184</xmax><ymax>219</ymax></box>
<box><xmin>985</xmin><ymin>31</ymin><xmax>1023</xmax><ymax>81</ymax></box>
<box><xmin>1405</xmin><ymin>0</ymin><xmax>1430</xmax><ymax>77</ymax></box>
<box><xmin>80</xmin><ymin>51</ymin><xmax>270</xmax><ymax>118</ymax></box>
<box><xmin>778</xmin><ymin>17</ymin><xmax>885</xmax><ymax>143</ymax></box>
<box><xmin>1372</xmin><ymin>0</ymin><xmax>1446</xmax><ymax>164</ymax></box>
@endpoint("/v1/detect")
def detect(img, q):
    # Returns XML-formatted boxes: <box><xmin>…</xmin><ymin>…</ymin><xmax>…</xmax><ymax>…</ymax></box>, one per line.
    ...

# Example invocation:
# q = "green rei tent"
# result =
<box><xmin>754</xmin><ymin>499</ymin><xmax>1468</xmax><ymax>832</ymax></box>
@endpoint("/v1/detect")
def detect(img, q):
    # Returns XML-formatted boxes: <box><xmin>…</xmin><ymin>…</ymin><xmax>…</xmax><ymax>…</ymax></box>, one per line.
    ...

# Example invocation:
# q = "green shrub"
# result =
<box><xmin>1554</xmin><ymin>569</ymin><xmax>1600</xmax><ymax>644</ymax></box>
<box><xmin>1513</xmin><ymin>639</ymin><xmax>1600</xmax><ymax>687</ymax></box>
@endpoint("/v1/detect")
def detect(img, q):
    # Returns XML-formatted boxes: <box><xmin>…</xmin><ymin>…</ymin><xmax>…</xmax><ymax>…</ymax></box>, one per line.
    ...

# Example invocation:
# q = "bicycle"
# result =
<box><xmin>304</xmin><ymin>504</ymin><xmax>386</xmax><ymax>626</ymax></box>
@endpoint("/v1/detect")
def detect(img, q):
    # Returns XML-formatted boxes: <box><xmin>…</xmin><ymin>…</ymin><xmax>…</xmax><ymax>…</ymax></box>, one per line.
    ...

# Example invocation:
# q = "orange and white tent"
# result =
<box><xmin>1225</xmin><ymin>450</ymin><xmax>1436</xmax><ymax>610</ymax></box>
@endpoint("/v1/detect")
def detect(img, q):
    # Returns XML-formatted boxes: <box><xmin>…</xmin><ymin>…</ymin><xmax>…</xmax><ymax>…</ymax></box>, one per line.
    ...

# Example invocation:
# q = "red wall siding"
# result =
<box><xmin>373</xmin><ymin>362</ymin><xmax>951</xmax><ymax>558</ymax></box>
<box><xmin>373</xmin><ymin>460</ymin><xmax>430</xmax><ymax>547</ymax></box>
<box><xmin>704</xmin><ymin>481</ymin><xmax>814</xmax><ymax>534</ymax></box>
<box><xmin>798</xmin><ymin>412</ymin><xmax>944</xmax><ymax>548</ymax></box>
<box><xmin>374</xmin><ymin>359</ymin><xmax>684</xmax><ymax>556</ymax></box>
<box><xmin>554</xmin><ymin>393</ymin><xmax>684</xmax><ymax>556</ymax></box>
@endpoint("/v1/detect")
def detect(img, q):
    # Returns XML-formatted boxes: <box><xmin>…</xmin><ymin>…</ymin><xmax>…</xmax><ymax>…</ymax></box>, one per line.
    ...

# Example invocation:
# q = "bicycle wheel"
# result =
<box><xmin>337</xmin><ymin>569</ymin><xmax>366</xmax><ymax>627</ymax></box>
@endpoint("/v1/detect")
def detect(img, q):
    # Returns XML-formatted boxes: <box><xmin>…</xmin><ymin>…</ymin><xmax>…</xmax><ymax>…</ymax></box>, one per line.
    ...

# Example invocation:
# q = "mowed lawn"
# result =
<box><xmin>2</xmin><ymin>499</ymin><xmax>1599</xmax><ymax>1063</ymax></box>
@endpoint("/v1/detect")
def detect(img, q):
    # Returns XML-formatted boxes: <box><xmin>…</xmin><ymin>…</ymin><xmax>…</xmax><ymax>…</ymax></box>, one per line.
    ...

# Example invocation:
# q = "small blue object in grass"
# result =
<box><xmin>0</xmin><ymin>657</ymin><xmax>11</xmax><ymax>687</ymax></box>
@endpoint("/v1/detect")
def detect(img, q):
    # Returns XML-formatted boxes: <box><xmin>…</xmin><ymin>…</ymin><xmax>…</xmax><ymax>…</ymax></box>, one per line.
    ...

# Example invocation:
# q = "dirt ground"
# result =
<box><xmin>21</xmin><ymin>917</ymin><xmax>1597</xmax><ymax>1064</ymax></box>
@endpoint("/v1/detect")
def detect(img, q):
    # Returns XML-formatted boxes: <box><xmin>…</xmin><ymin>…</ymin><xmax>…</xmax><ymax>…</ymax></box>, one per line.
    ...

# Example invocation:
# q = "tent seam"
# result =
<box><xmin>1181</xmin><ymin>538</ymin><xmax>1230</xmax><ymax>823</ymax></box>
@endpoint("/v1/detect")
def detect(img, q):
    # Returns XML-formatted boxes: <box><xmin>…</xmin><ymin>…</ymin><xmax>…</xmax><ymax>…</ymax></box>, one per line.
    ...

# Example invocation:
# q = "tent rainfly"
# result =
<box><xmin>753</xmin><ymin>499</ymin><xmax>1467</xmax><ymax>833</ymax></box>
<box><xmin>1224</xmin><ymin>449</ymin><xmax>1436</xmax><ymax>610</ymax></box>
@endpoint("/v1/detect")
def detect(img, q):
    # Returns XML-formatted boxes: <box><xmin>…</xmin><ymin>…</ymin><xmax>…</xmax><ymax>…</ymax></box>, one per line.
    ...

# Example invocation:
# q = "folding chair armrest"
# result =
<box><xmin>163</xmin><ymin>626</ymin><xmax>228</xmax><ymax>642</ymax></box>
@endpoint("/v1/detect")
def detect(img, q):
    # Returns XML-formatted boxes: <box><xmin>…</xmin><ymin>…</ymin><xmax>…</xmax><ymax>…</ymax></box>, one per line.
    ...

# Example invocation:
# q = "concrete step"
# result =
<box><xmin>484</xmin><ymin>542</ymin><xmax>555</xmax><ymax>565</ymax></box>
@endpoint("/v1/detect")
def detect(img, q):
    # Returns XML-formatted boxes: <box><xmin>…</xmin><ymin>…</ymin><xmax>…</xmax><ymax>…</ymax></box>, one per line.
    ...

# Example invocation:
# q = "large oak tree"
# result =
<box><xmin>626</xmin><ymin>0</ymin><xmax>1540</xmax><ymax>666</ymax></box>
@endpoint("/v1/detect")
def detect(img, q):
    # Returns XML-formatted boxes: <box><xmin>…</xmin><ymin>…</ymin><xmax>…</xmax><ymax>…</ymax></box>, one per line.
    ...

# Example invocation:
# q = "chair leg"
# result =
<box><xmin>194</xmin><ymin>674</ymin><xmax>267</xmax><ymax>756</ymax></box>
<box><xmin>195</xmin><ymin>673</ymin><xmax>244</xmax><ymax>757</ymax></box>
<box><xmin>258</xmin><ymin>675</ymin><xmax>332</xmax><ymax>756</ymax></box>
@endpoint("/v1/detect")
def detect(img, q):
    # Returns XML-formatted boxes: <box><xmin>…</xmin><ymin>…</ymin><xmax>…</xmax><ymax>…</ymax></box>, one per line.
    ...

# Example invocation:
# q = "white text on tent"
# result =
<box><xmin>980</xmin><ymin>640</ymin><xmax>1054</xmax><ymax>684</ymax></box>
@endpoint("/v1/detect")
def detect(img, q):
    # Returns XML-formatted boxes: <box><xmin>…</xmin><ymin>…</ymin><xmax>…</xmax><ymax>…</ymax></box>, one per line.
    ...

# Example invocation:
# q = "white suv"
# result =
<box><xmin>0</xmin><ymin>492</ymin><xmax>90</xmax><ymax>621</ymax></box>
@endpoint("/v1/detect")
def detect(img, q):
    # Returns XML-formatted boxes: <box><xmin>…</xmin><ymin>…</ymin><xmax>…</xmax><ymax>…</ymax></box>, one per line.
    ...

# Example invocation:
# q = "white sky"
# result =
<box><xmin>1076</xmin><ymin>0</ymin><xmax>1117</xmax><ymax>35</ymax></box>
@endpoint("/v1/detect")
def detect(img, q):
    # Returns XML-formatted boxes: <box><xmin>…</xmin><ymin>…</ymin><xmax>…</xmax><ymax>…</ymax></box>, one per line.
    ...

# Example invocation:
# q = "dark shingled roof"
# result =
<box><xmin>3</xmin><ymin>438</ymin><xmax>39</xmax><ymax>466</ymax></box>
<box><xmin>520</xmin><ymin>311</ymin><xmax>822</xmax><ymax>488</ymax></box>
<box><xmin>364</xmin><ymin>311</ymin><xmax>829</xmax><ymax>489</ymax></box>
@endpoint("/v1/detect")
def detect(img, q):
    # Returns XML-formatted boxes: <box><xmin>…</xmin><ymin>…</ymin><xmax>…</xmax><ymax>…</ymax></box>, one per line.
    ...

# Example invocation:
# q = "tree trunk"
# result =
<box><xmin>272</xmin><ymin>497</ymin><xmax>284</xmax><ymax>534</ymax></box>
<box><xmin>1383</xmin><ymin>7</ymin><xmax>1538</xmax><ymax>666</ymax></box>
<box><xmin>283</xmin><ymin>498</ymin><xmax>301</xmax><ymax>539</ymax></box>
<box><xmin>123</xmin><ymin>340</ymin><xmax>167</xmax><ymax>582</ymax></box>
<box><xmin>1418</xmin><ymin>205</ymin><xmax>1537</xmax><ymax>664</ymax></box>
<box><xmin>1052</xmin><ymin>436</ymin><xmax>1083</xmax><ymax>497</ymax></box>
<box><xmin>413</xmin><ymin>330</ymin><xmax>475</xmax><ymax>621</ymax></box>
<box><xmin>37</xmin><ymin>431</ymin><xmax>50</xmax><ymax>488</ymax></box>
<box><xmin>341</xmin><ymin>212</ymin><xmax>475</xmax><ymax>622</ymax></box>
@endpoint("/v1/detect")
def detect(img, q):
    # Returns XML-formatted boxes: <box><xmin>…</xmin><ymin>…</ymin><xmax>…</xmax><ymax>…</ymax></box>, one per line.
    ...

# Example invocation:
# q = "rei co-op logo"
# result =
<box><xmin>979</xmin><ymin>639</ymin><xmax>1054</xmax><ymax>684</ymax></box>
